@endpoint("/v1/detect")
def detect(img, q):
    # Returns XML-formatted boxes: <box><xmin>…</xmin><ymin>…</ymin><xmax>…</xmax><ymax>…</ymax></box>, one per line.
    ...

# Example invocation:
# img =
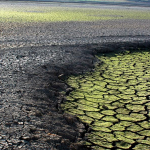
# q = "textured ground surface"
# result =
<box><xmin>63</xmin><ymin>50</ymin><xmax>150</xmax><ymax>149</ymax></box>
<box><xmin>0</xmin><ymin>1</ymin><xmax>150</xmax><ymax>150</ymax></box>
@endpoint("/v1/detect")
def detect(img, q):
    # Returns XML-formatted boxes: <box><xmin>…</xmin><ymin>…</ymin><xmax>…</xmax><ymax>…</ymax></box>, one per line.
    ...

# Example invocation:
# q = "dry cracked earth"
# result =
<box><xmin>0</xmin><ymin>1</ymin><xmax>150</xmax><ymax>150</ymax></box>
<box><xmin>63</xmin><ymin>50</ymin><xmax>150</xmax><ymax>149</ymax></box>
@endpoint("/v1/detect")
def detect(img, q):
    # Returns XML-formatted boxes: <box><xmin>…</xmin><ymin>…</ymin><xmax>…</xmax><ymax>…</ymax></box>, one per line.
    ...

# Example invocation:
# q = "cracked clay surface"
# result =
<box><xmin>0</xmin><ymin>1</ymin><xmax>150</xmax><ymax>150</ymax></box>
<box><xmin>63</xmin><ymin>50</ymin><xmax>150</xmax><ymax>150</ymax></box>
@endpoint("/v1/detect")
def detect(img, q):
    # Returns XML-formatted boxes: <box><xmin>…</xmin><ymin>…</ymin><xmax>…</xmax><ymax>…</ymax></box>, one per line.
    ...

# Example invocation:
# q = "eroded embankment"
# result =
<box><xmin>62</xmin><ymin>43</ymin><xmax>150</xmax><ymax>150</ymax></box>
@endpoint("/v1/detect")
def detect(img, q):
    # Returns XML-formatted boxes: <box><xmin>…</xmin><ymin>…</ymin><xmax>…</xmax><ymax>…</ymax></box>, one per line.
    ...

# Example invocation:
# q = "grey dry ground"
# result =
<box><xmin>0</xmin><ymin>1</ymin><xmax>150</xmax><ymax>150</ymax></box>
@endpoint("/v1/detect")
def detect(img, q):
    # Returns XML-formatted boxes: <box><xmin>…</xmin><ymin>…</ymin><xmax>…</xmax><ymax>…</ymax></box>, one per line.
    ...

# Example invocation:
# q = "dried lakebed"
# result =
<box><xmin>62</xmin><ymin>49</ymin><xmax>150</xmax><ymax>149</ymax></box>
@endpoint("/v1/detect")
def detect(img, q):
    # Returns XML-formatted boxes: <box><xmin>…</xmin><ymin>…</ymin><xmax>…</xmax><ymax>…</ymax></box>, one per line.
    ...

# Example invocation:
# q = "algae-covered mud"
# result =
<box><xmin>1</xmin><ymin>5</ymin><xmax>150</xmax><ymax>23</ymax></box>
<box><xmin>62</xmin><ymin>50</ymin><xmax>150</xmax><ymax>149</ymax></box>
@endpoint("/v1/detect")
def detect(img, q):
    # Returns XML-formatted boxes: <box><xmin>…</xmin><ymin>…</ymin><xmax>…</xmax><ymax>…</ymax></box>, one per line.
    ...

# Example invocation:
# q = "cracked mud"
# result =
<box><xmin>1</xmin><ymin>1</ymin><xmax>150</xmax><ymax>149</ymax></box>
<box><xmin>62</xmin><ymin>50</ymin><xmax>150</xmax><ymax>149</ymax></box>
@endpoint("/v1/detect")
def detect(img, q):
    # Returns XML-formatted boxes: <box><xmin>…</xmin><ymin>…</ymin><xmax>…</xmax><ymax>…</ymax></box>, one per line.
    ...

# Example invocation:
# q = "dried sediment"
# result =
<box><xmin>0</xmin><ymin>2</ymin><xmax>150</xmax><ymax>149</ymax></box>
<box><xmin>0</xmin><ymin>39</ymin><xmax>150</xmax><ymax>149</ymax></box>
<box><xmin>63</xmin><ymin>48</ymin><xmax>150</xmax><ymax>149</ymax></box>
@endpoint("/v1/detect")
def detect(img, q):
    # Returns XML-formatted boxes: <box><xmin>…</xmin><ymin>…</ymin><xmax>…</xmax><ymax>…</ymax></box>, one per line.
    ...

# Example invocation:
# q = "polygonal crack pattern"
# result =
<box><xmin>62</xmin><ymin>50</ymin><xmax>150</xmax><ymax>149</ymax></box>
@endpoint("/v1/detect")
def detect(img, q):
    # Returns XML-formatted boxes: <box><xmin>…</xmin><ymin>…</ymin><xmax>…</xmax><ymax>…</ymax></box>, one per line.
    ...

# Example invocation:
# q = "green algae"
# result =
<box><xmin>139</xmin><ymin>121</ymin><xmax>150</xmax><ymax>129</ymax></box>
<box><xmin>1</xmin><ymin>6</ymin><xmax>150</xmax><ymax>23</ymax></box>
<box><xmin>127</xmin><ymin>124</ymin><xmax>143</xmax><ymax>132</ymax></box>
<box><xmin>110</xmin><ymin>123</ymin><xmax>125</xmax><ymax>131</ymax></box>
<box><xmin>86</xmin><ymin>112</ymin><xmax>104</xmax><ymax>119</ymax></box>
<box><xmin>116</xmin><ymin>113</ymin><xmax>146</xmax><ymax>122</ymax></box>
<box><xmin>116</xmin><ymin>141</ymin><xmax>131</xmax><ymax>149</ymax></box>
<box><xmin>92</xmin><ymin>120</ymin><xmax>113</xmax><ymax>127</ymax></box>
<box><xmin>92</xmin><ymin>126</ymin><xmax>112</xmax><ymax>132</ymax></box>
<box><xmin>62</xmin><ymin>50</ymin><xmax>150</xmax><ymax>149</ymax></box>
<box><xmin>116</xmin><ymin>108</ymin><xmax>130</xmax><ymax>114</ymax></box>
<box><xmin>101</xmin><ymin>110</ymin><xmax>116</xmax><ymax>115</ymax></box>
<box><xmin>133</xmin><ymin>144</ymin><xmax>150</xmax><ymax>150</ymax></box>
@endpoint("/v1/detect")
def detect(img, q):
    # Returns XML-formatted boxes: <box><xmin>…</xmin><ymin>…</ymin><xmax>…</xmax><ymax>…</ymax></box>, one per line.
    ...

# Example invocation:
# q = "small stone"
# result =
<box><xmin>20</xmin><ymin>136</ymin><xmax>31</xmax><ymax>141</ymax></box>
<box><xmin>61</xmin><ymin>139</ymin><xmax>70</xmax><ymax>145</ymax></box>
<box><xmin>18</xmin><ymin>122</ymin><xmax>24</xmax><ymax>125</ymax></box>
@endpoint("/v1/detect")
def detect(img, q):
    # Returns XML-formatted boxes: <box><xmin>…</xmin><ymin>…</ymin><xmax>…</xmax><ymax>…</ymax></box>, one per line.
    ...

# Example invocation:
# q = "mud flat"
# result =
<box><xmin>62</xmin><ymin>47</ymin><xmax>150</xmax><ymax>149</ymax></box>
<box><xmin>0</xmin><ymin>1</ymin><xmax>150</xmax><ymax>149</ymax></box>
